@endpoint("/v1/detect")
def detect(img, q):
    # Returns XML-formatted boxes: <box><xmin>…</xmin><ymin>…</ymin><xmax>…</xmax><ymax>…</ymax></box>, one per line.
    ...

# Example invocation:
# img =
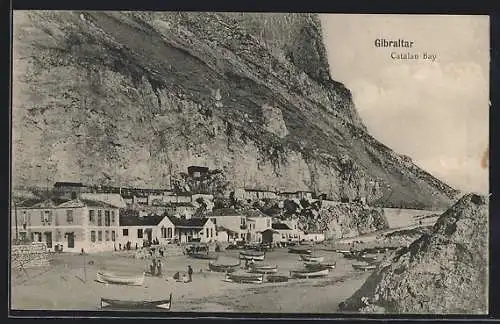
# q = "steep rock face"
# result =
<box><xmin>340</xmin><ymin>193</ymin><xmax>488</xmax><ymax>314</ymax></box>
<box><xmin>13</xmin><ymin>11</ymin><xmax>458</xmax><ymax>209</ymax></box>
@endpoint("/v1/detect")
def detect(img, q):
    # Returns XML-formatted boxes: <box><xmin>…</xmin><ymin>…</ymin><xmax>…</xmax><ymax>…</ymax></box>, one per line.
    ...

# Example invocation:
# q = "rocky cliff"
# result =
<box><xmin>13</xmin><ymin>11</ymin><xmax>458</xmax><ymax>209</ymax></box>
<box><xmin>340</xmin><ymin>193</ymin><xmax>488</xmax><ymax>314</ymax></box>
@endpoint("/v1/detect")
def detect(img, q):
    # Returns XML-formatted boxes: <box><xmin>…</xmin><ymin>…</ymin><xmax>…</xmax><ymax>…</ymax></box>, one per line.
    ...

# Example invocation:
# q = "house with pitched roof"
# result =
<box><xmin>204</xmin><ymin>208</ymin><xmax>247</xmax><ymax>241</ymax></box>
<box><xmin>167</xmin><ymin>216</ymin><xmax>216</xmax><ymax>243</ymax></box>
<box><xmin>11</xmin><ymin>197</ymin><xmax>120</xmax><ymax>253</ymax></box>
<box><xmin>118</xmin><ymin>213</ymin><xmax>176</xmax><ymax>247</ymax></box>
<box><xmin>244</xmin><ymin>209</ymin><xmax>272</xmax><ymax>243</ymax></box>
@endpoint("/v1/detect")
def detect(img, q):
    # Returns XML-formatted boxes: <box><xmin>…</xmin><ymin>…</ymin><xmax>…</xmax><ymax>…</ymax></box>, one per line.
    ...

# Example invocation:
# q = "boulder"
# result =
<box><xmin>340</xmin><ymin>193</ymin><xmax>488</xmax><ymax>314</ymax></box>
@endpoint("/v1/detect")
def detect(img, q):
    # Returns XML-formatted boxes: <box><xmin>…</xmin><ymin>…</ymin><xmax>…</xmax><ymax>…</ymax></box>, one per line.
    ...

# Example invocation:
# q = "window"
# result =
<box><xmin>137</xmin><ymin>229</ymin><xmax>143</xmax><ymax>239</ymax></box>
<box><xmin>104</xmin><ymin>210</ymin><xmax>110</xmax><ymax>226</ymax></box>
<box><xmin>97</xmin><ymin>210</ymin><xmax>102</xmax><ymax>226</ymax></box>
<box><xmin>66</xmin><ymin>210</ymin><xmax>73</xmax><ymax>223</ymax></box>
<box><xmin>122</xmin><ymin>228</ymin><xmax>128</xmax><ymax>236</ymax></box>
<box><xmin>206</xmin><ymin>228</ymin><xmax>209</xmax><ymax>237</ymax></box>
<box><xmin>161</xmin><ymin>227</ymin><xmax>166</xmax><ymax>238</ymax></box>
<box><xmin>111</xmin><ymin>230</ymin><xmax>116</xmax><ymax>241</ymax></box>
<box><xmin>45</xmin><ymin>211</ymin><xmax>52</xmax><ymax>223</ymax></box>
<box><xmin>167</xmin><ymin>227</ymin><xmax>172</xmax><ymax>238</ymax></box>
<box><xmin>98</xmin><ymin>231</ymin><xmax>102</xmax><ymax>241</ymax></box>
<box><xmin>40</xmin><ymin>211</ymin><xmax>44</xmax><ymax>222</ymax></box>
<box><xmin>211</xmin><ymin>218</ymin><xmax>216</xmax><ymax>225</ymax></box>
<box><xmin>240</xmin><ymin>217</ymin><xmax>245</xmax><ymax>225</ymax></box>
<box><xmin>89</xmin><ymin>210</ymin><xmax>95</xmax><ymax>223</ymax></box>
<box><xmin>210</xmin><ymin>228</ymin><xmax>213</xmax><ymax>238</ymax></box>
<box><xmin>105</xmin><ymin>230</ymin><xmax>110</xmax><ymax>241</ymax></box>
<box><xmin>111</xmin><ymin>210</ymin><xmax>115</xmax><ymax>224</ymax></box>
<box><xmin>267</xmin><ymin>219</ymin><xmax>271</xmax><ymax>228</ymax></box>
<box><xmin>91</xmin><ymin>231</ymin><xmax>96</xmax><ymax>242</ymax></box>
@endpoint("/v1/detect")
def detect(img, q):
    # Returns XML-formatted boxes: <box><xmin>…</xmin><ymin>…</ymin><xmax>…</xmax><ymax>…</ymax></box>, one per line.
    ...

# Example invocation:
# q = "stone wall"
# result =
<box><xmin>12</xmin><ymin>242</ymin><xmax>50</xmax><ymax>269</ymax></box>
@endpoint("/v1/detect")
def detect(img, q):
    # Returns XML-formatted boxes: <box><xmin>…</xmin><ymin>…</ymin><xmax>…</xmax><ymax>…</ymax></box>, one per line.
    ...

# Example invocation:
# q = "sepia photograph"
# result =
<box><xmin>10</xmin><ymin>11</ymin><xmax>489</xmax><ymax>315</ymax></box>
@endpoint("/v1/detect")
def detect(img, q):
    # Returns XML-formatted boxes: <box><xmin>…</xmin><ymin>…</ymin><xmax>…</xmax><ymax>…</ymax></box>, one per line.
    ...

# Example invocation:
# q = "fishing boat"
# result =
<box><xmin>249</xmin><ymin>264</ymin><xmax>278</xmax><ymax>274</ymax></box>
<box><xmin>299</xmin><ymin>254</ymin><xmax>324</xmax><ymax>262</ymax></box>
<box><xmin>224</xmin><ymin>272</ymin><xmax>264</xmax><ymax>284</ymax></box>
<box><xmin>352</xmin><ymin>264</ymin><xmax>377</xmax><ymax>271</ymax></box>
<box><xmin>304</xmin><ymin>262</ymin><xmax>336</xmax><ymax>271</ymax></box>
<box><xmin>288</xmin><ymin>246</ymin><xmax>312</xmax><ymax>255</ymax></box>
<box><xmin>356</xmin><ymin>255</ymin><xmax>378</xmax><ymax>263</ymax></box>
<box><xmin>289</xmin><ymin>269</ymin><xmax>329</xmax><ymax>279</ymax></box>
<box><xmin>100</xmin><ymin>294</ymin><xmax>172</xmax><ymax>311</ymax></box>
<box><xmin>188</xmin><ymin>252</ymin><xmax>218</xmax><ymax>260</ymax></box>
<box><xmin>341</xmin><ymin>252</ymin><xmax>360</xmax><ymax>259</ymax></box>
<box><xmin>96</xmin><ymin>271</ymin><xmax>145</xmax><ymax>286</ymax></box>
<box><xmin>239</xmin><ymin>250</ymin><xmax>265</xmax><ymax>261</ymax></box>
<box><xmin>267</xmin><ymin>275</ymin><xmax>289</xmax><ymax>283</ymax></box>
<box><xmin>208</xmin><ymin>260</ymin><xmax>240</xmax><ymax>273</ymax></box>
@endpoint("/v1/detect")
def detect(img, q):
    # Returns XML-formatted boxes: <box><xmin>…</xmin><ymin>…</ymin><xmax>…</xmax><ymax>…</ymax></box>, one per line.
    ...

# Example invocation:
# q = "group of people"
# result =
<box><xmin>173</xmin><ymin>265</ymin><xmax>193</xmax><ymax>283</ymax></box>
<box><xmin>149</xmin><ymin>258</ymin><xmax>163</xmax><ymax>276</ymax></box>
<box><xmin>116</xmin><ymin>241</ymin><xmax>139</xmax><ymax>251</ymax></box>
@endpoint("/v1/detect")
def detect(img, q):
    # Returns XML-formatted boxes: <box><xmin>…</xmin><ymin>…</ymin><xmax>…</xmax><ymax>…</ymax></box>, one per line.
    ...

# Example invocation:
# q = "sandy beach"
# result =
<box><xmin>11</xmin><ymin>246</ymin><xmax>375</xmax><ymax>312</ymax></box>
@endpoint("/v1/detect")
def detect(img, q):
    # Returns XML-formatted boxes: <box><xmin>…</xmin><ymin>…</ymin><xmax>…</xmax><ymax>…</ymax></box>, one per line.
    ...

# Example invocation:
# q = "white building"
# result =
<box><xmin>12</xmin><ymin>198</ymin><xmax>120</xmax><ymax>253</ymax></box>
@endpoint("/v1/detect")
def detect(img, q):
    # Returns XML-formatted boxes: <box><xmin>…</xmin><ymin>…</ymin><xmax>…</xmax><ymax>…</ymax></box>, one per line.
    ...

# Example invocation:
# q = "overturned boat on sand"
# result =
<box><xmin>96</xmin><ymin>271</ymin><xmax>145</xmax><ymax>286</ymax></box>
<box><xmin>249</xmin><ymin>264</ymin><xmax>278</xmax><ymax>274</ymax></box>
<box><xmin>303</xmin><ymin>262</ymin><xmax>336</xmax><ymax>271</ymax></box>
<box><xmin>208</xmin><ymin>260</ymin><xmax>240</xmax><ymax>273</ymax></box>
<box><xmin>299</xmin><ymin>254</ymin><xmax>324</xmax><ymax>263</ymax></box>
<box><xmin>288</xmin><ymin>247</ymin><xmax>312</xmax><ymax>255</ymax></box>
<box><xmin>224</xmin><ymin>272</ymin><xmax>264</xmax><ymax>284</ymax></box>
<box><xmin>188</xmin><ymin>252</ymin><xmax>218</xmax><ymax>260</ymax></box>
<box><xmin>352</xmin><ymin>264</ymin><xmax>377</xmax><ymax>271</ymax></box>
<box><xmin>239</xmin><ymin>250</ymin><xmax>265</xmax><ymax>261</ymax></box>
<box><xmin>289</xmin><ymin>269</ymin><xmax>329</xmax><ymax>279</ymax></box>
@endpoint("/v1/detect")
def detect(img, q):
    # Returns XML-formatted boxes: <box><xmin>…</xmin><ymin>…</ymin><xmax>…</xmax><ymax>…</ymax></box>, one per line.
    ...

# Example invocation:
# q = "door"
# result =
<box><xmin>146</xmin><ymin>229</ymin><xmax>152</xmax><ymax>243</ymax></box>
<box><xmin>44</xmin><ymin>232</ymin><xmax>52</xmax><ymax>248</ymax></box>
<box><xmin>67</xmin><ymin>232</ymin><xmax>75</xmax><ymax>249</ymax></box>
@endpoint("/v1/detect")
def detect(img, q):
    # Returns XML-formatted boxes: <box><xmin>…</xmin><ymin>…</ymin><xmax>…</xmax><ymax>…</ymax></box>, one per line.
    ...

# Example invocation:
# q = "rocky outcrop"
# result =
<box><xmin>340</xmin><ymin>193</ymin><xmax>488</xmax><ymax>314</ymax></box>
<box><xmin>300</xmin><ymin>202</ymin><xmax>389</xmax><ymax>238</ymax></box>
<box><xmin>12</xmin><ymin>11</ymin><xmax>458</xmax><ymax>209</ymax></box>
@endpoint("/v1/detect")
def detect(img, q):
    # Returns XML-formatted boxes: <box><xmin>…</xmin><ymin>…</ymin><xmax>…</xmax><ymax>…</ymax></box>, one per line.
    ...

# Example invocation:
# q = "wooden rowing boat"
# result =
<box><xmin>208</xmin><ymin>261</ymin><xmax>240</xmax><ymax>273</ymax></box>
<box><xmin>304</xmin><ymin>262</ymin><xmax>336</xmax><ymax>271</ymax></box>
<box><xmin>239</xmin><ymin>250</ymin><xmax>265</xmax><ymax>261</ymax></box>
<box><xmin>249</xmin><ymin>264</ymin><xmax>278</xmax><ymax>274</ymax></box>
<box><xmin>289</xmin><ymin>269</ymin><xmax>329</xmax><ymax>279</ymax></box>
<box><xmin>356</xmin><ymin>255</ymin><xmax>378</xmax><ymax>263</ymax></box>
<box><xmin>224</xmin><ymin>272</ymin><xmax>264</xmax><ymax>284</ymax></box>
<box><xmin>266</xmin><ymin>275</ymin><xmax>289</xmax><ymax>283</ymax></box>
<box><xmin>96</xmin><ymin>271</ymin><xmax>145</xmax><ymax>286</ymax></box>
<box><xmin>299</xmin><ymin>254</ymin><xmax>324</xmax><ymax>262</ymax></box>
<box><xmin>188</xmin><ymin>252</ymin><xmax>218</xmax><ymax>260</ymax></box>
<box><xmin>352</xmin><ymin>264</ymin><xmax>377</xmax><ymax>271</ymax></box>
<box><xmin>100</xmin><ymin>293</ymin><xmax>172</xmax><ymax>311</ymax></box>
<box><xmin>288</xmin><ymin>247</ymin><xmax>312</xmax><ymax>255</ymax></box>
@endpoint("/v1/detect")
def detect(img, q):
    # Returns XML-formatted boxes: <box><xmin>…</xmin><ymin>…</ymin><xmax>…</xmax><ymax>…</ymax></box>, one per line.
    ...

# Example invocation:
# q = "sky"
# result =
<box><xmin>320</xmin><ymin>14</ymin><xmax>490</xmax><ymax>194</ymax></box>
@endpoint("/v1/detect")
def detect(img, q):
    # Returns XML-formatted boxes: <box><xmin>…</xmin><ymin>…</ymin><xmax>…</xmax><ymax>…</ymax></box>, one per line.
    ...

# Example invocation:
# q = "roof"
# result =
<box><xmin>260</xmin><ymin>228</ymin><xmax>280</xmax><ymax>234</ymax></box>
<box><xmin>167</xmin><ymin>202</ymin><xmax>196</xmax><ymax>208</ymax></box>
<box><xmin>187</xmin><ymin>166</ymin><xmax>209</xmax><ymax>172</ymax></box>
<box><xmin>167</xmin><ymin>216</ymin><xmax>209</xmax><ymax>228</ymax></box>
<box><xmin>25</xmin><ymin>198</ymin><xmax>71</xmax><ymax>209</ymax></box>
<box><xmin>216</xmin><ymin>226</ymin><xmax>239</xmax><ymax>234</ymax></box>
<box><xmin>244</xmin><ymin>188</ymin><xmax>276</xmax><ymax>193</ymax></box>
<box><xmin>272</xmin><ymin>223</ymin><xmax>292</xmax><ymax>230</ymax></box>
<box><xmin>54</xmin><ymin>182</ymin><xmax>85</xmax><ymax>188</ymax></box>
<box><xmin>209</xmin><ymin>208</ymin><xmax>242</xmax><ymax>216</ymax></box>
<box><xmin>244</xmin><ymin>209</ymin><xmax>269</xmax><ymax>218</ymax></box>
<box><xmin>119</xmin><ymin>214</ymin><xmax>165</xmax><ymax>226</ymax></box>
<box><xmin>79</xmin><ymin>193</ymin><xmax>127</xmax><ymax>208</ymax></box>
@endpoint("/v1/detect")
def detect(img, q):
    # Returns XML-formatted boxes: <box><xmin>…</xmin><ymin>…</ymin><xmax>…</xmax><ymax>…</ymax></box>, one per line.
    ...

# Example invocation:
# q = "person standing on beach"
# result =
<box><xmin>156</xmin><ymin>258</ymin><xmax>162</xmax><ymax>277</ymax></box>
<box><xmin>187</xmin><ymin>265</ymin><xmax>193</xmax><ymax>282</ymax></box>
